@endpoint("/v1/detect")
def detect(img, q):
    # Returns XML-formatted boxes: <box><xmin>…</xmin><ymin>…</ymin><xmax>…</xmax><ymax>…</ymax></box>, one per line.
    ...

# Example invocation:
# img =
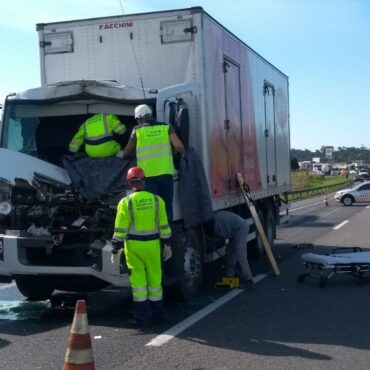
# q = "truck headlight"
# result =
<box><xmin>0</xmin><ymin>201</ymin><xmax>12</xmax><ymax>215</ymax></box>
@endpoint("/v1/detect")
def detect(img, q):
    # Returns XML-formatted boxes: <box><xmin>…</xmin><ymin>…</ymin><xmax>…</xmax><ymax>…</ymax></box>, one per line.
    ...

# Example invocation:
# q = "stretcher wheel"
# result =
<box><xmin>297</xmin><ymin>274</ymin><xmax>306</xmax><ymax>283</ymax></box>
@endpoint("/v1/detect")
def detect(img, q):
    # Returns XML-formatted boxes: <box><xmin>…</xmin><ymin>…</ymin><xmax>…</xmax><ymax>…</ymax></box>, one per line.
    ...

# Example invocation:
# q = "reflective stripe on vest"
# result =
<box><xmin>82</xmin><ymin>114</ymin><xmax>122</xmax><ymax>157</ymax></box>
<box><xmin>114</xmin><ymin>227</ymin><xmax>129</xmax><ymax>234</ymax></box>
<box><xmin>135</xmin><ymin>124</ymin><xmax>174</xmax><ymax>177</ymax></box>
<box><xmin>84</xmin><ymin>114</ymin><xmax>114</xmax><ymax>145</ymax></box>
<box><xmin>127</xmin><ymin>194</ymin><xmax>160</xmax><ymax>241</ymax></box>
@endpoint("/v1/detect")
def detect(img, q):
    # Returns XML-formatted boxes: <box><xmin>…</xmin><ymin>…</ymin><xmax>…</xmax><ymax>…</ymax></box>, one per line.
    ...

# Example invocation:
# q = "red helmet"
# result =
<box><xmin>126</xmin><ymin>167</ymin><xmax>145</xmax><ymax>182</ymax></box>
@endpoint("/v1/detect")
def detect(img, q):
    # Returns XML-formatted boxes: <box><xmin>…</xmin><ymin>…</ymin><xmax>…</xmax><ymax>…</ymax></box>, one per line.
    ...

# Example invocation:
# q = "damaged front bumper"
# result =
<box><xmin>0</xmin><ymin>234</ymin><xmax>130</xmax><ymax>287</ymax></box>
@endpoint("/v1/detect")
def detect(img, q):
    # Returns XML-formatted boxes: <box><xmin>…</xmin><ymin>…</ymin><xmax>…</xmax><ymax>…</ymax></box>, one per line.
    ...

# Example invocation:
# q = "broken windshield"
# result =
<box><xmin>1</xmin><ymin>103</ymin><xmax>88</xmax><ymax>165</ymax></box>
<box><xmin>1</xmin><ymin>102</ymin><xmax>136</xmax><ymax>166</ymax></box>
<box><xmin>2</xmin><ymin>106</ymin><xmax>39</xmax><ymax>154</ymax></box>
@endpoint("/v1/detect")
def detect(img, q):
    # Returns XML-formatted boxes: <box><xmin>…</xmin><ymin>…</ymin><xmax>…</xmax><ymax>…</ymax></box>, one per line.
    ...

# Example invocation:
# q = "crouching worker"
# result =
<box><xmin>112</xmin><ymin>166</ymin><xmax>172</xmax><ymax>327</ymax></box>
<box><xmin>204</xmin><ymin>211</ymin><xmax>254</xmax><ymax>288</ymax></box>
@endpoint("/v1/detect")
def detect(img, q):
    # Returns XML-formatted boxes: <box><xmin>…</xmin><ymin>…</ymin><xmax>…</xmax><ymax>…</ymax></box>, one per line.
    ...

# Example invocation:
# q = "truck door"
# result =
<box><xmin>264</xmin><ymin>83</ymin><xmax>277</xmax><ymax>186</ymax></box>
<box><xmin>157</xmin><ymin>83</ymin><xmax>200</xmax><ymax>167</ymax></box>
<box><xmin>164</xmin><ymin>99</ymin><xmax>190</xmax><ymax>149</ymax></box>
<box><xmin>223</xmin><ymin>57</ymin><xmax>243</xmax><ymax>193</ymax></box>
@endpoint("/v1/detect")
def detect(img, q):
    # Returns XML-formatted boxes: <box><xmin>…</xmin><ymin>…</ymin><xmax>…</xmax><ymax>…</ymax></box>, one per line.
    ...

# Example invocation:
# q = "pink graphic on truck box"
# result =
<box><xmin>209</xmin><ymin>43</ymin><xmax>261</xmax><ymax>197</ymax></box>
<box><xmin>276</xmin><ymin>87</ymin><xmax>288</xmax><ymax>130</ymax></box>
<box><xmin>209</xmin><ymin>38</ymin><xmax>229</xmax><ymax>198</ymax></box>
<box><xmin>241</xmin><ymin>61</ymin><xmax>262</xmax><ymax>192</ymax></box>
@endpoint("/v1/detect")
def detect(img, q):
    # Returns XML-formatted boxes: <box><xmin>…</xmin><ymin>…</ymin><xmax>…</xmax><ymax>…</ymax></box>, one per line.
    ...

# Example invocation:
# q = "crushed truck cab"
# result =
<box><xmin>0</xmin><ymin>80</ymin><xmax>199</xmax><ymax>299</ymax></box>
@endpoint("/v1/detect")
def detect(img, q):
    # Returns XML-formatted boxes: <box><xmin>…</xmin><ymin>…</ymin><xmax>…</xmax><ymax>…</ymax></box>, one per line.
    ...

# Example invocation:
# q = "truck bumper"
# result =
<box><xmin>0</xmin><ymin>235</ymin><xmax>130</xmax><ymax>287</ymax></box>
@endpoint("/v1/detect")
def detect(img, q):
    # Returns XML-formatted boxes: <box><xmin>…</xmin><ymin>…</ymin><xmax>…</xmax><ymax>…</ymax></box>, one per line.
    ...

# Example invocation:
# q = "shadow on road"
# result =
<box><xmin>171</xmin><ymin>243</ymin><xmax>370</xmax><ymax>363</ymax></box>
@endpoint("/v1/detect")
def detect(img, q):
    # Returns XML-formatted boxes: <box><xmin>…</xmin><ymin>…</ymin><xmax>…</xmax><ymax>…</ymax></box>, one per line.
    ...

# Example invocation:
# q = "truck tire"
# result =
<box><xmin>248</xmin><ymin>208</ymin><xmax>275</xmax><ymax>260</ymax></box>
<box><xmin>248</xmin><ymin>209</ymin><xmax>265</xmax><ymax>259</ymax></box>
<box><xmin>169</xmin><ymin>228</ymin><xmax>203</xmax><ymax>301</ymax></box>
<box><xmin>264</xmin><ymin>208</ymin><xmax>276</xmax><ymax>248</ymax></box>
<box><xmin>15</xmin><ymin>276</ymin><xmax>54</xmax><ymax>301</ymax></box>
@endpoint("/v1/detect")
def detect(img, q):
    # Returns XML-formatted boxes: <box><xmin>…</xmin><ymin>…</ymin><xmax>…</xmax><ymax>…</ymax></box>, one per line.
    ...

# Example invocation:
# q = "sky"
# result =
<box><xmin>0</xmin><ymin>0</ymin><xmax>369</xmax><ymax>151</ymax></box>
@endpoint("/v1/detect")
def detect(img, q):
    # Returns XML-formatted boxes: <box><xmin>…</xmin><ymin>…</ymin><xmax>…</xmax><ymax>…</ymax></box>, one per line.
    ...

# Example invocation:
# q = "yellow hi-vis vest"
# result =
<box><xmin>113</xmin><ymin>190</ymin><xmax>171</xmax><ymax>243</ymax></box>
<box><xmin>135</xmin><ymin>123</ymin><xmax>174</xmax><ymax>177</ymax></box>
<box><xmin>69</xmin><ymin>114</ymin><xmax>126</xmax><ymax>158</ymax></box>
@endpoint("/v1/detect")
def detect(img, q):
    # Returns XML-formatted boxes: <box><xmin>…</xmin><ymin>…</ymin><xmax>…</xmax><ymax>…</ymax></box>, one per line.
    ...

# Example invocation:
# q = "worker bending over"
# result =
<box><xmin>120</xmin><ymin>104</ymin><xmax>184</xmax><ymax>223</ymax></box>
<box><xmin>69</xmin><ymin>113</ymin><xmax>126</xmax><ymax>158</ymax></box>
<box><xmin>112</xmin><ymin>166</ymin><xmax>171</xmax><ymax>327</ymax></box>
<box><xmin>204</xmin><ymin>210</ymin><xmax>254</xmax><ymax>287</ymax></box>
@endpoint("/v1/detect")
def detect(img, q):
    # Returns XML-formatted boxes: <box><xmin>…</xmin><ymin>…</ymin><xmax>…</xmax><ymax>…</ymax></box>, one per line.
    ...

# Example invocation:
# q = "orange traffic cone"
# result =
<box><xmin>63</xmin><ymin>300</ymin><xmax>95</xmax><ymax>370</ymax></box>
<box><xmin>324</xmin><ymin>195</ymin><xmax>329</xmax><ymax>207</ymax></box>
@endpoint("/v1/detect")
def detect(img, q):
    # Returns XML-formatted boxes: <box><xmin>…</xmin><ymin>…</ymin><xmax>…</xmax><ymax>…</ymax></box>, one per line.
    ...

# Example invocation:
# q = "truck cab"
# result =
<box><xmin>0</xmin><ymin>80</ymin><xmax>201</xmax><ymax>300</ymax></box>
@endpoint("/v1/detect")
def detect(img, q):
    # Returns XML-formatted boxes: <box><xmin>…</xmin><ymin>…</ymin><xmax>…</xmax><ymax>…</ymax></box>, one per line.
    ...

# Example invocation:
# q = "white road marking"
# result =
<box><xmin>366</xmin><ymin>206</ymin><xmax>370</xmax><ymax>209</ymax></box>
<box><xmin>320</xmin><ymin>207</ymin><xmax>341</xmax><ymax>217</ymax></box>
<box><xmin>333</xmin><ymin>220</ymin><xmax>349</xmax><ymax>230</ymax></box>
<box><xmin>0</xmin><ymin>282</ymin><xmax>16</xmax><ymax>290</ymax></box>
<box><xmin>146</xmin><ymin>273</ymin><xmax>267</xmax><ymax>347</ymax></box>
<box><xmin>290</xmin><ymin>198</ymin><xmax>334</xmax><ymax>213</ymax></box>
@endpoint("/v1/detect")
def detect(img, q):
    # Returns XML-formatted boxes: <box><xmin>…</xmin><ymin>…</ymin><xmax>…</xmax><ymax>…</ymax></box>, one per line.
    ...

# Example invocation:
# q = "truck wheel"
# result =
<box><xmin>248</xmin><ymin>208</ymin><xmax>275</xmax><ymax>260</ymax></box>
<box><xmin>264</xmin><ymin>208</ymin><xmax>275</xmax><ymax>249</ymax></box>
<box><xmin>248</xmin><ymin>209</ymin><xmax>265</xmax><ymax>259</ymax></box>
<box><xmin>170</xmin><ymin>228</ymin><xmax>203</xmax><ymax>301</ymax></box>
<box><xmin>15</xmin><ymin>276</ymin><xmax>54</xmax><ymax>301</ymax></box>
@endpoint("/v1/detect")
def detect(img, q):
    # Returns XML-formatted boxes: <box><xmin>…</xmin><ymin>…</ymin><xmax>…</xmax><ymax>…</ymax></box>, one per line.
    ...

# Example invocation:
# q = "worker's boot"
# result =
<box><xmin>150</xmin><ymin>300</ymin><xmax>166</xmax><ymax>324</ymax></box>
<box><xmin>132</xmin><ymin>301</ymin><xmax>152</xmax><ymax>328</ymax></box>
<box><xmin>239</xmin><ymin>276</ymin><xmax>256</xmax><ymax>290</ymax></box>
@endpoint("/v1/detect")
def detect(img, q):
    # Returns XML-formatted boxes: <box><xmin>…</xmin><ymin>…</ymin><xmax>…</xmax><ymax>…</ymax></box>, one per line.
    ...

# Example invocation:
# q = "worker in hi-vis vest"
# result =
<box><xmin>69</xmin><ymin>113</ymin><xmax>126</xmax><ymax>158</ymax></box>
<box><xmin>112</xmin><ymin>166</ymin><xmax>172</xmax><ymax>327</ymax></box>
<box><xmin>119</xmin><ymin>104</ymin><xmax>184</xmax><ymax>223</ymax></box>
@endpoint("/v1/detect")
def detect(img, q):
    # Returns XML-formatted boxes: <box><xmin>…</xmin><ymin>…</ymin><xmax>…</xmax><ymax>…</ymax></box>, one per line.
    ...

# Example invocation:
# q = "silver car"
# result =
<box><xmin>335</xmin><ymin>182</ymin><xmax>370</xmax><ymax>206</ymax></box>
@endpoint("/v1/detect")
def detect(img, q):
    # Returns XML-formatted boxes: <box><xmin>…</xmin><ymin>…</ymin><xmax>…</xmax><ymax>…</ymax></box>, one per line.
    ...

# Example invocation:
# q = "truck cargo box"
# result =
<box><xmin>36</xmin><ymin>6</ymin><xmax>290</xmax><ymax>209</ymax></box>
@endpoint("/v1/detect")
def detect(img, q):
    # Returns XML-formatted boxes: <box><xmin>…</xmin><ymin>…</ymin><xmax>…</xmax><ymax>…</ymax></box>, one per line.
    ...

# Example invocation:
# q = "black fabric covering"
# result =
<box><xmin>179</xmin><ymin>147</ymin><xmax>213</xmax><ymax>229</ymax></box>
<box><xmin>63</xmin><ymin>153</ymin><xmax>134</xmax><ymax>200</ymax></box>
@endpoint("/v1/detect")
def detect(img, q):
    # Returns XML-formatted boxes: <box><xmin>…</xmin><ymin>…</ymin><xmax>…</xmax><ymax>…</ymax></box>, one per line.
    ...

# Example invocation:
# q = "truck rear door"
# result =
<box><xmin>264</xmin><ymin>83</ymin><xmax>277</xmax><ymax>187</ymax></box>
<box><xmin>223</xmin><ymin>57</ymin><xmax>243</xmax><ymax>193</ymax></box>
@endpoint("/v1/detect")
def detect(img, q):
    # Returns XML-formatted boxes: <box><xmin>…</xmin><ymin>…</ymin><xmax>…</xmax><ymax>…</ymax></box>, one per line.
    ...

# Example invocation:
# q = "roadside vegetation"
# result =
<box><xmin>291</xmin><ymin>171</ymin><xmax>350</xmax><ymax>191</ymax></box>
<box><xmin>289</xmin><ymin>171</ymin><xmax>352</xmax><ymax>201</ymax></box>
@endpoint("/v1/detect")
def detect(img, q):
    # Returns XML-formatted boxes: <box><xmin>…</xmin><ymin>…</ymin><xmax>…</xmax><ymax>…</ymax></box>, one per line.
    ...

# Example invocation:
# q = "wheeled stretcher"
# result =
<box><xmin>298</xmin><ymin>248</ymin><xmax>370</xmax><ymax>287</ymax></box>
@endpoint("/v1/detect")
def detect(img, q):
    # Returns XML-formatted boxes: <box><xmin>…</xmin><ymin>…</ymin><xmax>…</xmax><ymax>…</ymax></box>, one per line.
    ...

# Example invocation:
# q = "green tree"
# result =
<box><xmin>291</xmin><ymin>157</ymin><xmax>299</xmax><ymax>170</ymax></box>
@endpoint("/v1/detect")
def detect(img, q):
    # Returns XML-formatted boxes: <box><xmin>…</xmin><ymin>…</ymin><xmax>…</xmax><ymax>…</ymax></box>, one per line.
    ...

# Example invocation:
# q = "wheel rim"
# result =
<box><xmin>266</xmin><ymin>214</ymin><xmax>274</xmax><ymax>246</ymax></box>
<box><xmin>183</xmin><ymin>245</ymin><xmax>201</xmax><ymax>288</ymax></box>
<box><xmin>343</xmin><ymin>197</ymin><xmax>352</xmax><ymax>206</ymax></box>
<box><xmin>256</xmin><ymin>210</ymin><xmax>265</xmax><ymax>256</ymax></box>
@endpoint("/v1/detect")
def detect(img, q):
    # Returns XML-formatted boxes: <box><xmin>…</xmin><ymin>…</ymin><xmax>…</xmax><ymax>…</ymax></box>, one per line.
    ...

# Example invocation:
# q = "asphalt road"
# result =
<box><xmin>1</xmin><ymin>194</ymin><xmax>370</xmax><ymax>369</ymax></box>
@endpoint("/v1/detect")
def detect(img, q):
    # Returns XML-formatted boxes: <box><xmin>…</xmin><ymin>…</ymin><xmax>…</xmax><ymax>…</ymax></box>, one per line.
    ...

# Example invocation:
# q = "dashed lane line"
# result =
<box><xmin>333</xmin><ymin>220</ymin><xmax>349</xmax><ymax>230</ymax></box>
<box><xmin>146</xmin><ymin>273</ymin><xmax>267</xmax><ymax>347</ymax></box>
<box><xmin>289</xmin><ymin>197</ymin><xmax>334</xmax><ymax>213</ymax></box>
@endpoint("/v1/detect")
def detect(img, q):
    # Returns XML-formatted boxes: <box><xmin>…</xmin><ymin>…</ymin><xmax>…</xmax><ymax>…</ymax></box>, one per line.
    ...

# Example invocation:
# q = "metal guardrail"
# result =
<box><xmin>289</xmin><ymin>179</ymin><xmax>354</xmax><ymax>201</ymax></box>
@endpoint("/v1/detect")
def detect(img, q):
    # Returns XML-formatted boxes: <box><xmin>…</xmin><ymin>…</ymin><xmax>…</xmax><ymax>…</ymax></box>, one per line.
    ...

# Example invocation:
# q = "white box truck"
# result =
<box><xmin>0</xmin><ymin>7</ymin><xmax>290</xmax><ymax>300</ymax></box>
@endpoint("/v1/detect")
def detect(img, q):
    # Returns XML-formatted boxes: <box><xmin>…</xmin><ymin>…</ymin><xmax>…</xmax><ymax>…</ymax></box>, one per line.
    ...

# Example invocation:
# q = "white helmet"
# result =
<box><xmin>134</xmin><ymin>104</ymin><xmax>152</xmax><ymax>119</ymax></box>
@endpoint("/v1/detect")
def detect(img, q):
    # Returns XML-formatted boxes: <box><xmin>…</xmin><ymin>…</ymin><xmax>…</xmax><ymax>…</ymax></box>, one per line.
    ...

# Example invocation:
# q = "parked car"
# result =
<box><xmin>353</xmin><ymin>175</ymin><xmax>364</xmax><ymax>182</ymax></box>
<box><xmin>330</xmin><ymin>167</ymin><xmax>340</xmax><ymax>176</ymax></box>
<box><xmin>358</xmin><ymin>171</ymin><xmax>369</xmax><ymax>180</ymax></box>
<box><xmin>335</xmin><ymin>182</ymin><xmax>370</xmax><ymax>206</ymax></box>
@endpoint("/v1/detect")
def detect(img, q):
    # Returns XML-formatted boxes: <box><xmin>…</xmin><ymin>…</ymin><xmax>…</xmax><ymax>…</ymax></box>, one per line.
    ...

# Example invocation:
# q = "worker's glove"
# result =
<box><xmin>116</xmin><ymin>150</ymin><xmax>124</xmax><ymax>159</ymax></box>
<box><xmin>111</xmin><ymin>239</ymin><xmax>123</xmax><ymax>254</ymax></box>
<box><xmin>163</xmin><ymin>243</ymin><xmax>172</xmax><ymax>262</ymax></box>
